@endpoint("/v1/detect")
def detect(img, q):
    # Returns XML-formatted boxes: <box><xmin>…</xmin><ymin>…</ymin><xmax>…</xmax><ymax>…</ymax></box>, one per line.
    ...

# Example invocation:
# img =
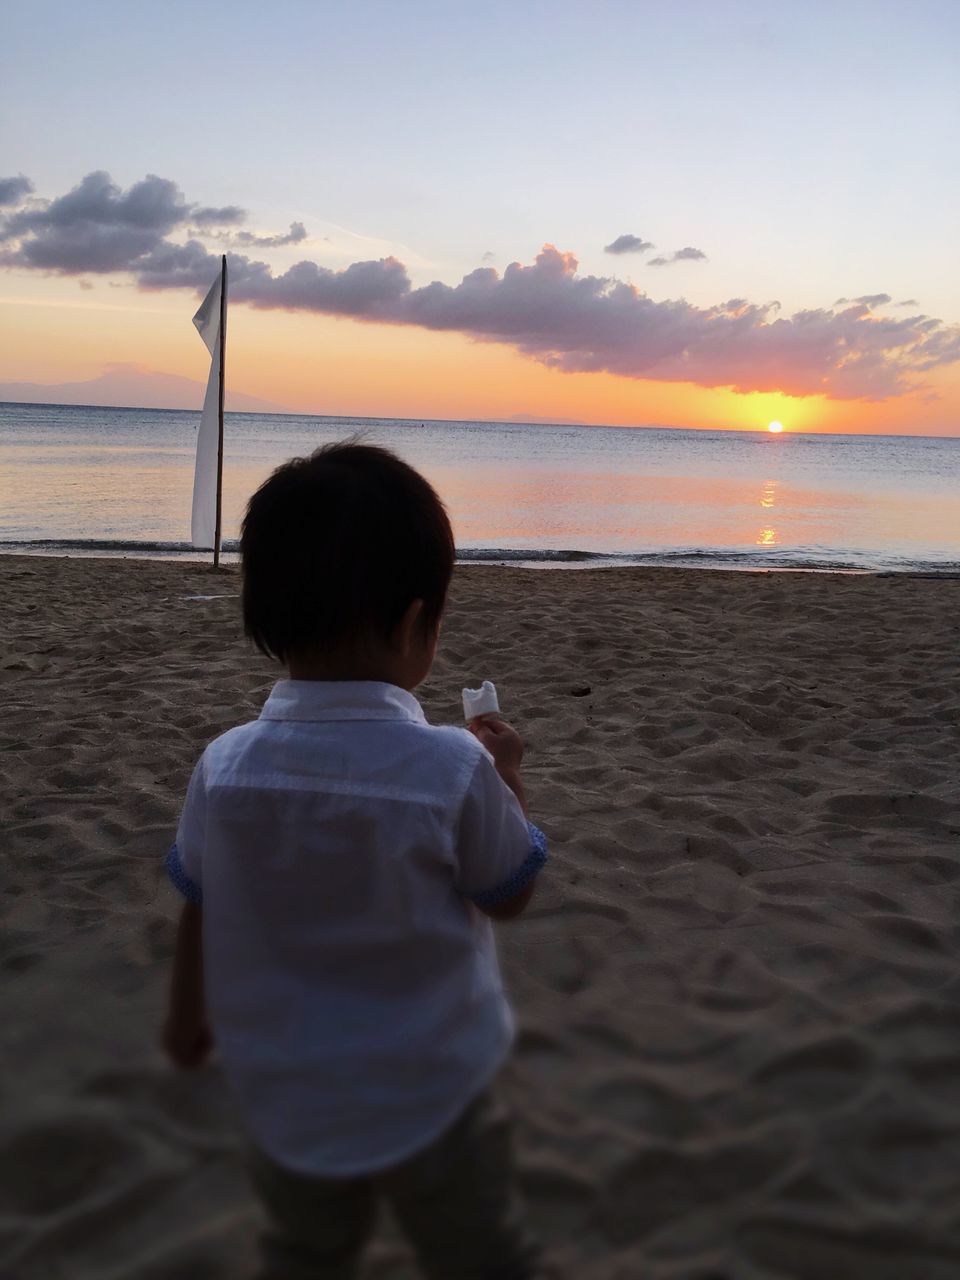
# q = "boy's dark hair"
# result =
<box><xmin>241</xmin><ymin>441</ymin><xmax>455</xmax><ymax>661</ymax></box>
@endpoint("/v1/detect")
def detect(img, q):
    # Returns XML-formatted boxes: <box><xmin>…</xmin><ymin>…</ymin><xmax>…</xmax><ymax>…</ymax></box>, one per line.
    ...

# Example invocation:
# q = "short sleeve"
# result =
<box><xmin>454</xmin><ymin>751</ymin><xmax>548</xmax><ymax>907</ymax></box>
<box><xmin>166</xmin><ymin>755</ymin><xmax>207</xmax><ymax>905</ymax></box>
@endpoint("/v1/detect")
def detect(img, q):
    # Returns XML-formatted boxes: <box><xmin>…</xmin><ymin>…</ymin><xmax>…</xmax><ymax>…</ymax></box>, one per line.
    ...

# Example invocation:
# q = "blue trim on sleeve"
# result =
<box><xmin>468</xmin><ymin>823</ymin><xmax>548</xmax><ymax>908</ymax></box>
<box><xmin>166</xmin><ymin>843</ymin><xmax>203</xmax><ymax>905</ymax></box>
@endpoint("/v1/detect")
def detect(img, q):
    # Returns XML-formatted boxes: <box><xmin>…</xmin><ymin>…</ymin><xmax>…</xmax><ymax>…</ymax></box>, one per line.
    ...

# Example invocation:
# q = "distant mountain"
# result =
<box><xmin>0</xmin><ymin>363</ymin><xmax>289</xmax><ymax>413</ymax></box>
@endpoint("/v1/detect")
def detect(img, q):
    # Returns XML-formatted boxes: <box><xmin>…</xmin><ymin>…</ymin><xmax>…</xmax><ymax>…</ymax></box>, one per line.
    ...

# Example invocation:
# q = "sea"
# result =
<box><xmin>1</xmin><ymin>401</ymin><xmax>958</xmax><ymax>573</ymax></box>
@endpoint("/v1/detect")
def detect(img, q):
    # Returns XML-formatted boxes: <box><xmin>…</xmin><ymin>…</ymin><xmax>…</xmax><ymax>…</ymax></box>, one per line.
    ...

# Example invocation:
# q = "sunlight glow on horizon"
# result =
<box><xmin>2</xmin><ymin>281</ymin><xmax>959</xmax><ymax>437</ymax></box>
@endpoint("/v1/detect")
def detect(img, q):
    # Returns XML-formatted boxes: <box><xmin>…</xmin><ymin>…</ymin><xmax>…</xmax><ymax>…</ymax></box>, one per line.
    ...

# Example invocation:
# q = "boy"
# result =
<box><xmin>163</xmin><ymin>443</ymin><xmax>548</xmax><ymax>1279</ymax></box>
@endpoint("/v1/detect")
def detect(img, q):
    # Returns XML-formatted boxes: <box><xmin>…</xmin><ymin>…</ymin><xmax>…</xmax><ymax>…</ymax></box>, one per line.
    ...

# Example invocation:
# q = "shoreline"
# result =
<box><xmin>4</xmin><ymin>556</ymin><xmax>960</xmax><ymax>1278</ymax></box>
<box><xmin>2</xmin><ymin>545</ymin><xmax>958</xmax><ymax>576</ymax></box>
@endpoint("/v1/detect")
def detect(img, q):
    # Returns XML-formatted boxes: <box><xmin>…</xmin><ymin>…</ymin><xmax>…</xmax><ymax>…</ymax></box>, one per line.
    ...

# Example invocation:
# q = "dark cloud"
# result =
<box><xmin>649</xmin><ymin>246</ymin><xmax>707</xmax><ymax>266</ymax></box>
<box><xmin>240</xmin><ymin>255</ymin><xmax>410</xmax><ymax>317</ymax></box>
<box><xmin>3</xmin><ymin>219</ymin><xmax>164</xmax><ymax>272</ymax></box>
<box><xmin>135</xmin><ymin>239</ymin><xmax>235</xmax><ymax>291</ymax></box>
<box><xmin>134</xmin><ymin>236</ymin><xmax>407</xmax><ymax>319</ymax></box>
<box><xmin>0</xmin><ymin>172</ymin><xmax>264</xmax><ymax>272</ymax></box>
<box><xmin>3</xmin><ymin>172</ymin><xmax>959</xmax><ymax>402</ymax></box>
<box><xmin>230</xmin><ymin>221</ymin><xmax>308</xmax><ymax>248</ymax></box>
<box><xmin>40</xmin><ymin>171</ymin><xmax>189</xmax><ymax>230</ymax></box>
<box><xmin>0</xmin><ymin>175</ymin><xmax>33</xmax><ymax>207</ymax></box>
<box><xmin>604</xmin><ymin>234</ymin><xmax>654</xmax><ymax>255</ymax></box>
<box><xmin>0</xmin><ymin>171</ymin><xmax>193</xmax><ymax>271</ymax></box>
<box><xmin>192</xmin><ymin>205</ymin><xmax>245</xmax><ymax>226</ymax></box>
<box><xmin>855</xmin><ymin>293</ymin><xmax>891</xmax><ymax>308</ymax></box>
<box><xmin>897</xmin><ymin>298</ymin><xmax>918</xmax><ymax>308</ymax></box>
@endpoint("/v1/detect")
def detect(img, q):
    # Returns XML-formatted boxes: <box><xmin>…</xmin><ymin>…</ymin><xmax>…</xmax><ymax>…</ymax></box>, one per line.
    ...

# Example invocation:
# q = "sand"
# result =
<box><xmin>2</xmin><ymin>555</ymin><xmax>960</xmax><ymax>1279</ymax></box>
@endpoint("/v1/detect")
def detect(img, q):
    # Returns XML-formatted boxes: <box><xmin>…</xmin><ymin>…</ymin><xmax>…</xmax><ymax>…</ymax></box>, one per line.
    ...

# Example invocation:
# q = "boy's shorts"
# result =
<box><xmin>247</xmin><ymin>1086</ymin><xmax>541</xmax><ymax>1280</ymax></box>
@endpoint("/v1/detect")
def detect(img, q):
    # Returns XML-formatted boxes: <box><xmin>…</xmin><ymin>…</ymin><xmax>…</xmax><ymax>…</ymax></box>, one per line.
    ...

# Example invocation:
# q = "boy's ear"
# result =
<box><xmin>393</xmin><ymin>598</ymin><xmax>425</xmax><ymax>655</ymax></box>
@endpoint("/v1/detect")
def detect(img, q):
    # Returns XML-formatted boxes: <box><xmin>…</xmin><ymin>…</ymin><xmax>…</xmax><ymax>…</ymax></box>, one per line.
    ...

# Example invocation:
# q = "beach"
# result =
<box><xmin>3</xmin><ymin>554</ymin><xmax>960</xmax><ymax>1279</ymax></box>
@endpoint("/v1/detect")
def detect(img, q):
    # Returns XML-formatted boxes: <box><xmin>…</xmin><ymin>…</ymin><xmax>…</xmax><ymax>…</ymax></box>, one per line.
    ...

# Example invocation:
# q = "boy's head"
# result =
<box><xmin>241</xmin><ymin>442</ymin><xmax>455</xmax><ymax>681</ymax></box>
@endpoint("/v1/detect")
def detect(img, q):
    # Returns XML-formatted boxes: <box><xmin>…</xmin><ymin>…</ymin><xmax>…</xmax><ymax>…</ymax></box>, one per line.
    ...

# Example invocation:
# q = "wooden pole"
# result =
<box><xmin>213</xmin><ymin>254</ymin><xmax>227</xmax><ymax>567</ymax></box>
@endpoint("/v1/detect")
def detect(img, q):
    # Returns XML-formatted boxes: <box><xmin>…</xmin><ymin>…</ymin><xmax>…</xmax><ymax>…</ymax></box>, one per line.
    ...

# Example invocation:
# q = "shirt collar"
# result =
<box><xmin>259</xmin><ymin>680</ymin><xmax>428</xmax><ymax>724</ymax></box>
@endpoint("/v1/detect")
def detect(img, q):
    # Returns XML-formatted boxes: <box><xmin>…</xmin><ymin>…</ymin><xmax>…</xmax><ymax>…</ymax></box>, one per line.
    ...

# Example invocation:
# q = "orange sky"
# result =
<box><xmin>2</xmin><ymin>276</ymin><xmax>959</xmax><ymax>435</ymax></box>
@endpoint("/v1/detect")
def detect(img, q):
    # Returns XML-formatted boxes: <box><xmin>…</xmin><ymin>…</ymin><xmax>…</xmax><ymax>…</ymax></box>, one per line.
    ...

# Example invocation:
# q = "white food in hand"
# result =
<box><xmin>462</xmin><ymin>680</ymin><xmax>500</xmax><ymax>722</ymax></box>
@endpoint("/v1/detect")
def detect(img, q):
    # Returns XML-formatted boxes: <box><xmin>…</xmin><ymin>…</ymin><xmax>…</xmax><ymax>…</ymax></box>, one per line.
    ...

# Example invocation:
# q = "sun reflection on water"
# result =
<box><xmin>757</xmin><ymin>478</ymin><xmax>778</xmax><ymax>545</ymax></box>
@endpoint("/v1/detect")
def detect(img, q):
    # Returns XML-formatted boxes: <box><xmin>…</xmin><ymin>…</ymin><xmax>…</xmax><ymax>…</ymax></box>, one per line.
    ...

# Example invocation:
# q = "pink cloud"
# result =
<box><xmin>3</xmin><ymin>171</ymin><xmax>959</xmax><ymax>402</ymax></box>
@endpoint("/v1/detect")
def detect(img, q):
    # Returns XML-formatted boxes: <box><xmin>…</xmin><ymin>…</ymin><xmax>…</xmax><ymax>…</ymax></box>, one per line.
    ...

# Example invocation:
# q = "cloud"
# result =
<box><xmin>481</xmin><ymin>250</ymin><xmax>496</xmax><ymax>262</ymax></box>
<box><xmin>0</xmin><ymin>171</ymin><xmax>259</xmax><ymax>271</ymax></box>
<box><xmin>649</xmin><ymin>246</ymin><xmax>707</xmax><ymax>266</ymax></box>
<box><xmin>0</xmin><ymin>175</ymin><xmax>33</xmax><ymax>207</ymax></box>
<box><xmin>855</xmin><ymin>293</ymin><xmax>891</xmax><ymax>308</ymax></box>
<box><xmin>133</xmin><ymin>238</ymin><xmax>244</xmax><ymax>290</ymax></box>
<box><xmin>242</xmin><ymin>255</ymin><xmax>411</xmax><ymax>316</ymax></box>
<box><xmin>897</xmin><ymin>298</ymin><xmax>918</xmax><ymax>308</ymax></box>
<box><xmin>3</xmin><ymin>171</ymin><xmax>959</xmax><ymax>402</ymax></box>
<box><xmin>376</xmin><ymin>246</ymin><xmax>960</xmax><ymax>399</ymax></box>
<box><xmin>228</xmin><ymin>221</ymin><xmax>308</xmax><ymax>248</ymax></box>
<box><xmin>604</xmin><ymin>234</ymin><xmax>654</xmax><ymax>255</ymax></box>
<box><xmin>37</xmin><ymin>171</ymin><xmax>188</xmax><ymax>230</ymax></box>
<box><xmin>192</xmin><ymin>205</ymin><xmax>245</xmax><ymax>226</ymax></box>
<box><xmin>0</xmin><ymin>170</ymin><xmax>305</xmax><ymax>277</ymax></box>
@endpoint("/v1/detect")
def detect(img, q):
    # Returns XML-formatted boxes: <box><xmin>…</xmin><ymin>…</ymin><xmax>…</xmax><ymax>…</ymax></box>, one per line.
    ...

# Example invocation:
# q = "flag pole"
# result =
<box><xmin>213</xmin><ymin>254</ymin><xmax>227</xmax><ymax>567</ymax></box>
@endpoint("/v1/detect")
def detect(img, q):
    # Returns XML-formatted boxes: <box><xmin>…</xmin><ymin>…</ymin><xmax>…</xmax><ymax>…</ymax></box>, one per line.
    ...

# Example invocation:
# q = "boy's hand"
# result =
<box><xmin>162</xmin><ymin>1014</ymin><xmax>213</xmax><ymax>1070</ymax></box>
<box><xmin>164</xmin><ymin>901</ymin><xmax>210</xmax><ymax>1070</ymax></box>
<box><xmin>468</xmin><ymin>716</ymin><xmax>524</xmax><ymax>775</ymax></box>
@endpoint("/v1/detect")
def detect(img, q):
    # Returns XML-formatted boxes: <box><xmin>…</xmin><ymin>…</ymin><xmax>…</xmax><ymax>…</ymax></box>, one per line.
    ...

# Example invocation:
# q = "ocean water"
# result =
<box><xmin>1</xmin><ymin>401</ymin><xmax>958</xmax><ymax>572</ymax></box>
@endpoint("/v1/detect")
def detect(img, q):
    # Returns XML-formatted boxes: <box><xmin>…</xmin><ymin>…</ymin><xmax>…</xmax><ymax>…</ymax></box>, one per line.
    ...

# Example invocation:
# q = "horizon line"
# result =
<box><xmin>1</xmin><ymin>398</ymin><xmax>957</xmax><ymax>443</ymax></box>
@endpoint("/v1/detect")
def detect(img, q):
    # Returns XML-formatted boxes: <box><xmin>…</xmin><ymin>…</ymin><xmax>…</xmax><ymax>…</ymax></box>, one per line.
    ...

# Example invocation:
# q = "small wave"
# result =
<box><xmin>457</xmin><ymin>547</ymin><xmax>960</xmax><ymax>573</ymax></box>
<box><xmin>0</xmin><ymin>537</ymin><xmax>241</xmax><ymax>555</ymax></box>
<box><xmin>2</xmin><ymin>539</ymin><xmax>959</xmax><ymax>576</ymax></box>
<box><xmin>456</xmin><ymin>547</ymin><xmax>602</xmax><ymax>562</ymax></box>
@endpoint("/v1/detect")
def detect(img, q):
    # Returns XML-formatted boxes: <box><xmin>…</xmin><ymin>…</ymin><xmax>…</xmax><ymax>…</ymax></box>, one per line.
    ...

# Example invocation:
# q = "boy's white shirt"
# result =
<box><xmin>172</xmin><ymin>679</ymin><xmax>544</xmax><ymax>1177</ymax></box>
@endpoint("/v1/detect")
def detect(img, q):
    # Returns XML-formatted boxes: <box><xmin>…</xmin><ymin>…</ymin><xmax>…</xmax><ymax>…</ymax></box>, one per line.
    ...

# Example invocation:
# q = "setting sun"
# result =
<box><xmin>768</xmin><ymin>421</ymin><xmax>785</xmax><ymax>433</ymax></box>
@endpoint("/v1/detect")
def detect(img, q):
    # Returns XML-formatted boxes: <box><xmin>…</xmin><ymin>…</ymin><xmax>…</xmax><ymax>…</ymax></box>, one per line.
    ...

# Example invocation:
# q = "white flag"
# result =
<box><xmin>191</xmin><ymin>261</ymin><xmax>226</xmax><ymax>549</ymax></box>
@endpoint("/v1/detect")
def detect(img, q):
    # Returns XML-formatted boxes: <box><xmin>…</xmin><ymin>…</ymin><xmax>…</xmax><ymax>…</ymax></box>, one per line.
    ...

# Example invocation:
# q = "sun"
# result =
<box><xmin>767</xmin><ymin>421</ymin><xmax>784</xmax><ymax>433</ymax></box>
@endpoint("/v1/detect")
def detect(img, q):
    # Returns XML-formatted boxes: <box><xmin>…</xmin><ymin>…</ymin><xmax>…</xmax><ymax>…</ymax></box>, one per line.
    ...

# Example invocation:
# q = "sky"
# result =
<box><xmin>2</xmin><ymin>0</ymin><xmax>959</xmax><ymax>434</ymax></box>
